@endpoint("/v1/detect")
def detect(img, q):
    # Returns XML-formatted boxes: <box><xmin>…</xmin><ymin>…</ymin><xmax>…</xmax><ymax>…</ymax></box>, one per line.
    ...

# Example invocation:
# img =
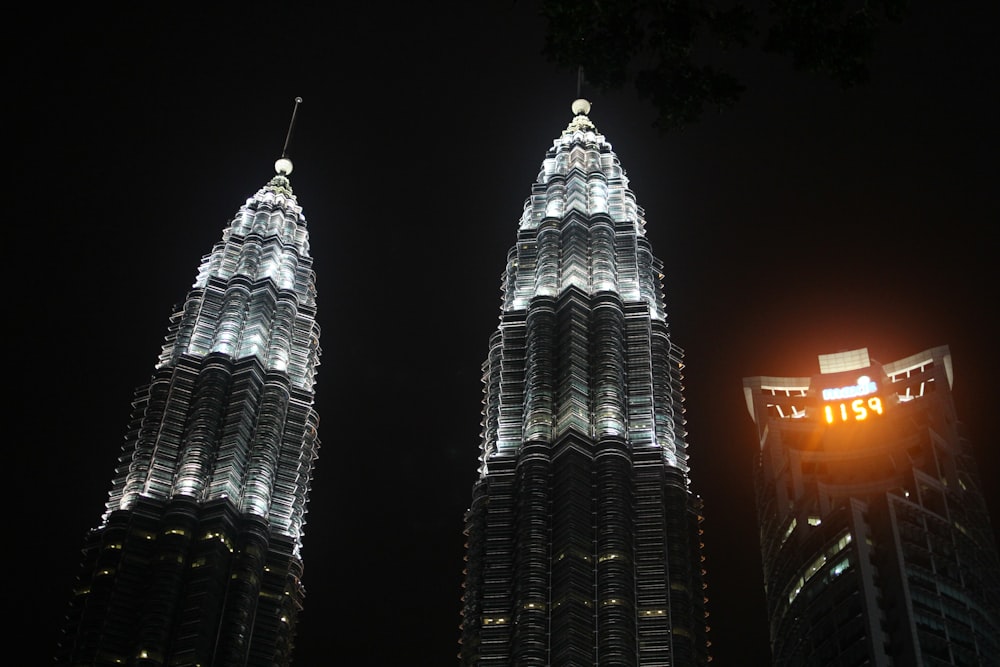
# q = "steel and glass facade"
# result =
<box><xmin>459</xmin><ymin>101</ymin><xmax>709</xmax><ymax>666</ymax></box>
<box><xmin>56</xmin><ymin>160</ymin><xmax>322</xmax><ymax>667</ymax></box>
<box><xmin>746</xmin><ymin>346</ymin><xmax>1000</xmax><ymax>666</ymax></box>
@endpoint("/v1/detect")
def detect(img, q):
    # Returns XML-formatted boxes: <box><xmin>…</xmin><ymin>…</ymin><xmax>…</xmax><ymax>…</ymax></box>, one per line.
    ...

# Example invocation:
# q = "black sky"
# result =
<box><xmin>6</xmin><ymin>2</ymin><xmax>999</xmax><ymax>666</ymax></box>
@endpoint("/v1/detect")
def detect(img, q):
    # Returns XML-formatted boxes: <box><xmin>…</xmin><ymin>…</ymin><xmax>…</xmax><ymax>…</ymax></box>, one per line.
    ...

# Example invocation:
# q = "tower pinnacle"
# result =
<box><xmin>565</xmin><ymin>98</ymin><xmax>596</xmax><ymax>134</ymax></box>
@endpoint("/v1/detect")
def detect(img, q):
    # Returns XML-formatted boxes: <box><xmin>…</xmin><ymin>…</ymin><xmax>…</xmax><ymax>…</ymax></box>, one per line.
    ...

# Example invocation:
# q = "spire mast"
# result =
<box><xmin>571</xmin><ymin>67</ymin><xmax>592</xmax><ymax>122</ymax></box>
<box><xmin>275</xmin><ymin>96</ymin><xmax>302</xmax><ymax>176</ymax></box>
<box><xmin>281</xmin><ymin>96</ymin><xmax>303</xmax><ymax>159</ymax></box>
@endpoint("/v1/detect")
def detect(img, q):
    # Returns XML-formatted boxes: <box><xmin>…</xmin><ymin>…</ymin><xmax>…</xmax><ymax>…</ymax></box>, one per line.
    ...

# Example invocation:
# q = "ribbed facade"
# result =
<box><xmin>56</xmin><ymin>161</ymin><xmax>321</xmax><ymax>667</ymax></box>
<box><xmin>459</xmin><ymin>101</ymin><xmax>709</xmax><ymax>666</ymax></box>
<box><xmin>746</xmin><ymin>346</ymin><xmax>1000</xmax><ymax>666</ymax></box>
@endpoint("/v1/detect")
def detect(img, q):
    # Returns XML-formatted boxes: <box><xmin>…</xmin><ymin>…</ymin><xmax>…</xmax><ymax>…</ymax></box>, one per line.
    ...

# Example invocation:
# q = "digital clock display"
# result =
<box><xmin>821</xmin><ymin>375</ymin><xmax>885</xmax><ymax>424</ymax></box>
<box><xmin>824</xmin><ymin>396</ymin><xmax>884</xmax><ymax>423</ymax></box>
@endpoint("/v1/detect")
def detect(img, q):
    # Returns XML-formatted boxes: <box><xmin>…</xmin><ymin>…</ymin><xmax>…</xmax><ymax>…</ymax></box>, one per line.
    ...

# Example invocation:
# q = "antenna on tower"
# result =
<box><xmin>275</xmin><ymin>97</ymin><xmax>302</xmax><ymax>176</ymax></box>
<box><xmin>572</xmin><ymin>68</ymin><xmax>591</xmax><ymax>118</ymax></box>
<box><xmin>281</xmin><ymin>97</ymin><xmax>303</xmax><ymax>159</ymax></box>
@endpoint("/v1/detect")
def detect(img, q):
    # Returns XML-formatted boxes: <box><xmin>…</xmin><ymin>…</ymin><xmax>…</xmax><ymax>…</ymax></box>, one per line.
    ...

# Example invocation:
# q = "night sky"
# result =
<box><xmin>7</xmin><ymin>3</ymin><xmax>998</xmax><ymax>666</ymax></box>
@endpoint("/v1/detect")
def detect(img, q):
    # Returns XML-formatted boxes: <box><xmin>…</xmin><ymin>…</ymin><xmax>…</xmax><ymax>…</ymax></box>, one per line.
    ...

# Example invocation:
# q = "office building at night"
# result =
<box><xmin>746</xmin><ymin>346</ymin><xmax>1000</xmax><ymax>666</ymax></box>
<box><xmin>459</xmin><ymin>100</ymin><xmax>709</xmax><ymax>666</ymax></box>
<box><xmin>55</xmin><ymin>150</ymin><xmax>322</xmax><ymax>666</ymax></box>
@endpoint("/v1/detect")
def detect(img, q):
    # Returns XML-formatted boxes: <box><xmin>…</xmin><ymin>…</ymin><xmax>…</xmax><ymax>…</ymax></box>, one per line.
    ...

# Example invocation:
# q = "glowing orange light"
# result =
<box><xmin>824</xmin><ymin>395</ymin><xmax>884</xmax><ymax>424</ymax></box>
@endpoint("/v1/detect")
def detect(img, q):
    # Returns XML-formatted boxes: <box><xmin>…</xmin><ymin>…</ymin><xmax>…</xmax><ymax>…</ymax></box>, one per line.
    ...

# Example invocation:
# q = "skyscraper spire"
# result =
<box><xmin>56</xmin><ymin>106</ymin><xmax>322</xmax><ymax>667</ymax></box>
<box><xmin>277</xmin><ymin>96</ymin><xmax>303</xmax><ymax>172</ymax></box>
<box><xmin>460</xmin><ymin>101</ymin><xmax>708</xmax><ymax>666</ymax></box>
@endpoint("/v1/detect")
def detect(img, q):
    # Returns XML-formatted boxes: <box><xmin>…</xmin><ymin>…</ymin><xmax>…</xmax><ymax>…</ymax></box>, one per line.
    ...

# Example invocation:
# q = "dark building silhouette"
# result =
<box><xmin>459</xmin><ymin>100</ymin><xmax>709</xmax><ymax>666</ymax></box>
<box><xmin>746</xmin><ymin>346</ymin><xmax>1000</xmax><ymax>666</ymax></box>
<box><xmin>55</xmin><ymin>148</ymin><xmax>322</xmax><ymax>666</ymax></box>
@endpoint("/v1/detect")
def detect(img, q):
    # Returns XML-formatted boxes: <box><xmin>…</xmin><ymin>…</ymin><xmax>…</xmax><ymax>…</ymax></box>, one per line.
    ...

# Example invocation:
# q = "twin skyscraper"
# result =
<box><xmin>54</xmin><ymin>100</ymin><xmax>999</xmax><ymax>666</ymax></box>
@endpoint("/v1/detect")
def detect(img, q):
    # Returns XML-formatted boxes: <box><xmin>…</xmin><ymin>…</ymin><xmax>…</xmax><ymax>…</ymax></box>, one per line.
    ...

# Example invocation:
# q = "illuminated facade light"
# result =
<box><xmin>55</xmin><ymin>147</ymin><xmax>322</xmax><ymax>666</ymax></box>
<box><xmin>745</xmin><ymin>346</ymin><xmax>1000</xmax><ymax>665</ymax></box>
<box><xmin>460</xmin><ymin>101</ymin><xmax>708</xmax><ymax>666</ymax></box>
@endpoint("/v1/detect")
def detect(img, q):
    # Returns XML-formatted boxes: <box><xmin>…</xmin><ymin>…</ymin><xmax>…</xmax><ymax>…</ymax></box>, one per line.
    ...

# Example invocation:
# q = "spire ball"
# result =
<box><xmin>572</xmin><ymin>98</ymin><xmax>591</xmax><ymax>116</ymax></box>
<box><xmin>275</xmin><ymin>157</ymin><xmax>294</xmax><ymax>176</ymax></box>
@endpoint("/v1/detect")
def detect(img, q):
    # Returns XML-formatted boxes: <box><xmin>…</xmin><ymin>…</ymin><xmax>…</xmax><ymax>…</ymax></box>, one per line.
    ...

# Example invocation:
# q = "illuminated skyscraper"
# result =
<box><xmin>459</xmin><ymin>100</ymin><xmax>709</xmax><ymax>666</ymax></box>
<box><xmin>746</xmin><ymin>346</ymin><xmax>1000</xmax><ymax>666</ymax></box>
<box><xmin>55</xmin><ymin>137</ymin><xmax>322</xmax><ymax>666</ymax></box>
